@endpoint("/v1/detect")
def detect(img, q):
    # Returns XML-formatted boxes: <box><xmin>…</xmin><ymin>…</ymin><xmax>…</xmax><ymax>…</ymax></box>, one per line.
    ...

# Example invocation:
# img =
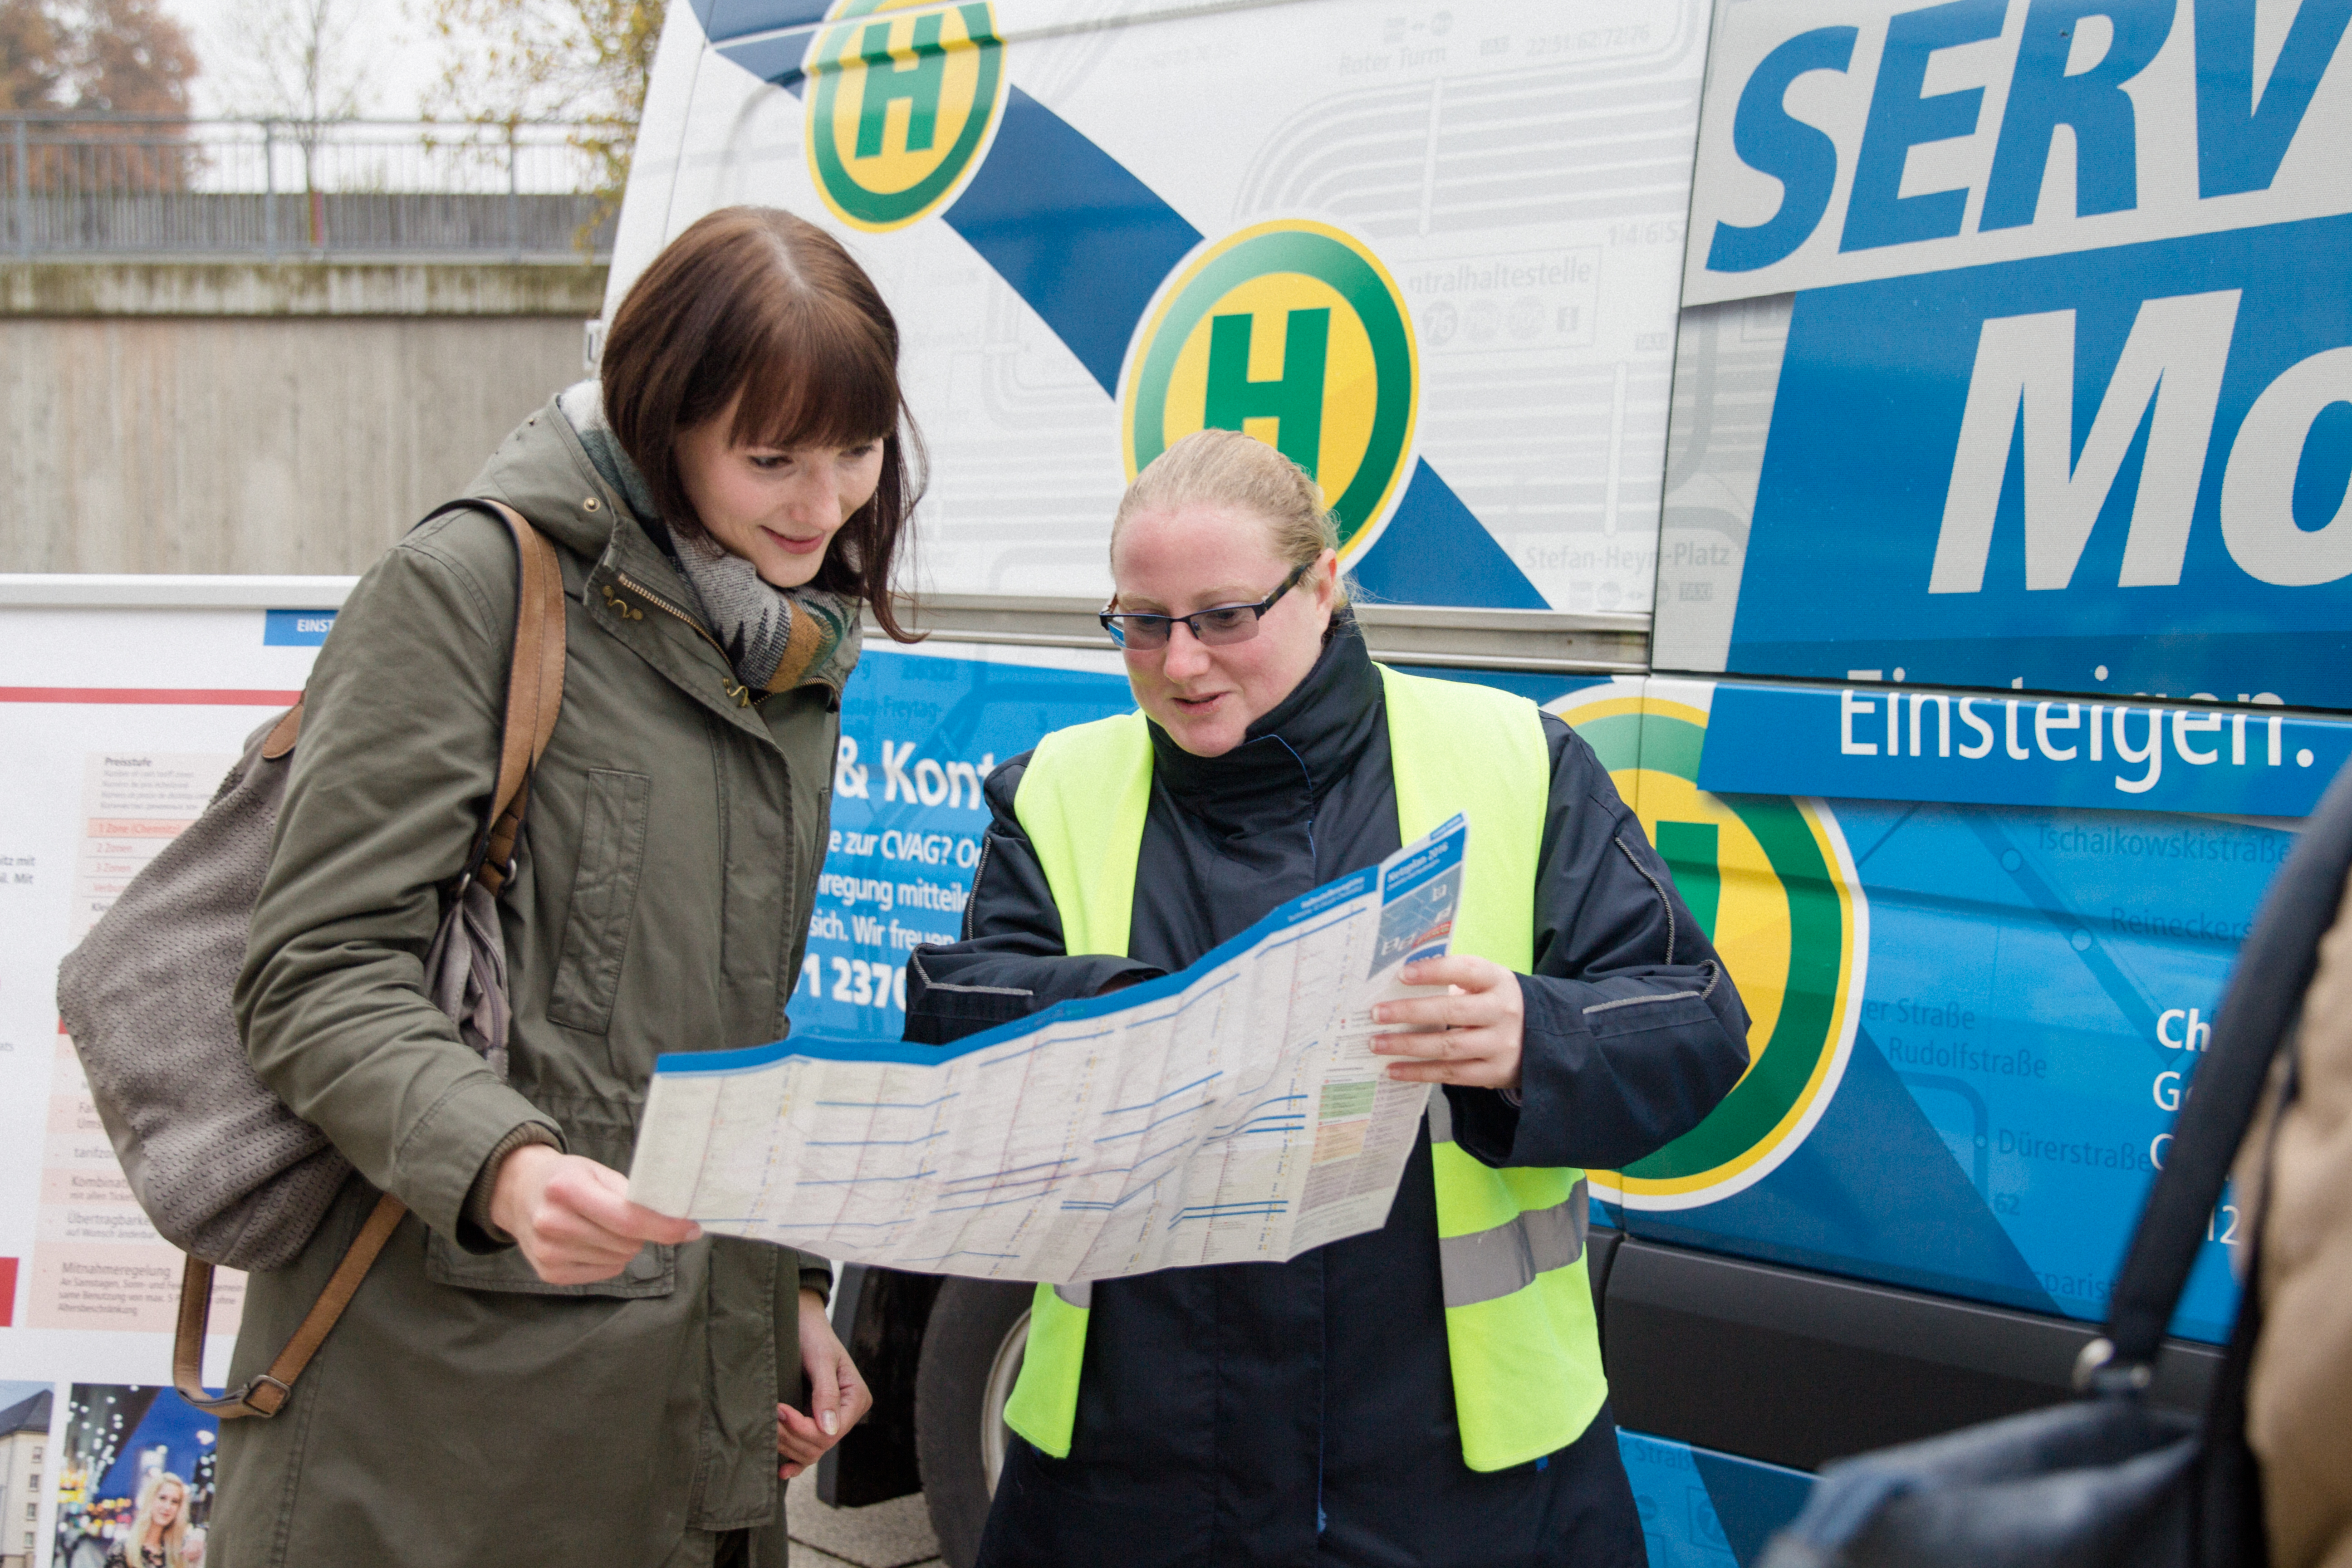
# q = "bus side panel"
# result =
<box><xmin>1619</xmin><ymin>1431</ymin><xmax>1813</xmax><ymax>1568</ymax></box>
<box><xmin>786</xmin><ymin>642</ymin><xmax>1135</xmax><ymax>1038</ymax></box>
<box><xmin>1627</xmin><ymin>0</ymin><xmax>2350</xmax><ymax>1408</ymax></box>
<box><xmin>1548</xmin><ymin>675</ymin><xmax>2352</xmax><ymax>1347</ymax></box>
<box><xmin>614</xmin><ymin>0</ymin><xmax>1715</xmax><ymax>616</ymax></box>
<box><xmin>1658</xmin><ymin>0</ymin><xmax>2352</xmax><ymax>709</ymax></box>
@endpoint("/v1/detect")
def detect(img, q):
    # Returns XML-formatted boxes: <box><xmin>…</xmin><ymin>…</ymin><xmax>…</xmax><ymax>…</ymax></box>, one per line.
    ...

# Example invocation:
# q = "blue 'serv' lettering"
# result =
<box><xmin>1840</xmin><ymin>0</ymin><xmax>2007</xmax><ymax>254</ymax></box>
<box><xmin>1706</xmin><ymin>27</ymin><xmax>1860</xmax><ymax>273</ymax></box>
<box><xmin>2195</xmin><ymin>0</ymin><xmax>2352</xmax><ymax>198</ymax></box>
<box><xmin>1703</xmin><ymin>0</ymin><xmax>2352</xmax><ymax>273</ymax></box>
<box><xmin>1979</xmin><ymin>0</ymin><xmax>2173</xmax><ymax>230</ymax></box>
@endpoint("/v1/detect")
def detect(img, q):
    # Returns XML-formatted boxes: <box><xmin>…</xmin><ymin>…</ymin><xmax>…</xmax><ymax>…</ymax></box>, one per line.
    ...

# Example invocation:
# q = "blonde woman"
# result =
<box><xmin>909</xmin><ymin>430</ymin><xmax>1751</xmax><ymax>1567</ymax></box>
<box><xmin>109</xmin><ymin>1472</ymin><xmax>202</xmax><ymax>1568</ymax></box>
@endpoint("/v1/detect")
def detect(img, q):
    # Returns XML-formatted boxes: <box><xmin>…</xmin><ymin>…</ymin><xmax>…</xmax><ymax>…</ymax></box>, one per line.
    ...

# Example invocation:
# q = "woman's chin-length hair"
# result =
<box><xmin>600</xmin><ymin>204</ymin><xmax>925</xmax><ymax>642</ymax></box>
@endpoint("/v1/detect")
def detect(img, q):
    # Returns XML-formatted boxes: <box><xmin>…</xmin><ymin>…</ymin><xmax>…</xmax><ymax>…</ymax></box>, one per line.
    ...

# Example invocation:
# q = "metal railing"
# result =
<box><xmin>0</xmin><ymin>115</ymin><xmax>625</xmax><ymax>261</ymax></box>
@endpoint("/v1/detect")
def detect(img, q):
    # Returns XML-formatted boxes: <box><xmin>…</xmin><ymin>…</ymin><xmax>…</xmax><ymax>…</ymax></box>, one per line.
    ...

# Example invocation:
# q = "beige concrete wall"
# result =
<box><xmin>0</xmin><ymin>261</ymin><xmax>607</xmax><ymax>575</ymax></box>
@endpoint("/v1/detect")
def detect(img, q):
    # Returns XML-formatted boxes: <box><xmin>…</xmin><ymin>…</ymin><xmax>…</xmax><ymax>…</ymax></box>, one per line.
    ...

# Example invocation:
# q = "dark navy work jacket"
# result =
<box><xmin>906</xmin><ymin>624</ymin><xmax>1749</xmax><ymax>1568</ymax></box>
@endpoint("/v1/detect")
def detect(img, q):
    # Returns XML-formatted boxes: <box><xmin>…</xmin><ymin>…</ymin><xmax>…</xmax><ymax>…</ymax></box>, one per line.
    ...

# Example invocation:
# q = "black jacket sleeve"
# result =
<box><xmin>1442</xmin><ymin>713</ymin><xmax>1752</xmax><ymax>1172</ymax></box>
<box><xmin>902</xmin><ymin>754</ymin><xmax>1162</xmax><ymax>1045</ymax></box>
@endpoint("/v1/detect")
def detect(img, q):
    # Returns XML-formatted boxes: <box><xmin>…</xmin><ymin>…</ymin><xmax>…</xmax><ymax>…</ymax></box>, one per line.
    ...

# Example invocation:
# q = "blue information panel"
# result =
<box><xmin>807</xmin><ymin>654</ymin><xmax>2301</xmax><ymax>1341</ymax></box>
<box><xmin>787</xmin><ymin>647</ymin><xmax>1135</xmax><ymax>1039</ymax></box>
<box><xmin>1620</xmin><ymin>1431</ymin><xmax>1813</xmax><ymax>1568</ymax></box>
<box><xmin>1559</xmin><ymin>676</ymin><xmax>2325</xmax><ymax>1342</ymax></box>
<box><xmin>262</xmin><ymin>608</ymin><xmax>338</xmax><ymax>646</ymax></box>
<box><xmin>1701</xmin><ymin>681</ymin><xmax>2345</xmax><ymax>817</ymax></box>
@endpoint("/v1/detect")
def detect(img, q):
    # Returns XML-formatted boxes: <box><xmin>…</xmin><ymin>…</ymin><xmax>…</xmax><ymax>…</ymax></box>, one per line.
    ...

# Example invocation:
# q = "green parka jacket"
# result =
<box><xmin>216</xmin><ymin>397</ymin><xmax>844</xmax><ymax>1568</ymax></box>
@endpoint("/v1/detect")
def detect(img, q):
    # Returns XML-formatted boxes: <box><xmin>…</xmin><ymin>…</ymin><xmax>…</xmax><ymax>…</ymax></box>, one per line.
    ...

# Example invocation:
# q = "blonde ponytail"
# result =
<box><xmin>1112</xmin><ymin>430</ymin><xmax>1355</xmax><ymax>607</ymax></box>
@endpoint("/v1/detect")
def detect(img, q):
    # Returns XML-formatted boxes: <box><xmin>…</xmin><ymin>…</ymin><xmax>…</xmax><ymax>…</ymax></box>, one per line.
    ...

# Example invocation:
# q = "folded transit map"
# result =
<box><xmin>626</xmin><ymin>815</ymin><xmax>1467</xmax><ymax>1284</ymax></box>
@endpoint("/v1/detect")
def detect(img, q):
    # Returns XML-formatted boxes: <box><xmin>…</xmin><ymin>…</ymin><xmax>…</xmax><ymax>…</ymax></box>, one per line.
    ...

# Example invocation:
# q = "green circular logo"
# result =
<box><xmin>1563</xmin><ymin>691</ymin><xmax>1869</xmax><ymax>1210</ymax></box>
<box><xmin>805</xmin><ymin>0</ymin><xmax>1007</xmax><ymax>232</ymax></box>
<box><xmin>1121</xmin><ymin>220</ymin><xmax>1419</xmax><ymax>562</ymax></box>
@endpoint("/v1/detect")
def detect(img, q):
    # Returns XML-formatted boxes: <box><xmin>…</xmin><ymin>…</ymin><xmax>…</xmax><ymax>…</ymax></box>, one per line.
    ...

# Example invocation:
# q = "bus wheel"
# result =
<box><xmin>916</xmin><ymin>1277</ymin><xmax>1033</xmax><ymax>1568</ymax></box>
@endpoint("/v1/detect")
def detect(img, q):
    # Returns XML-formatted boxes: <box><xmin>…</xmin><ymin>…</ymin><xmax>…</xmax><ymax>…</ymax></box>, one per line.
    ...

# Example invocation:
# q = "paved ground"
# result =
<box><xmin>786</xmin><ymin>1474</ymin><xmax>943</xmax><ymax>1568</ymax></box>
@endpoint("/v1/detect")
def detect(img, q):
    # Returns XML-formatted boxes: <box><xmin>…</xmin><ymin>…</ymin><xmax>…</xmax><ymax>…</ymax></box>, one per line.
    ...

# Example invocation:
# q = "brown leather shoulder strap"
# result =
<box><xmin>474</xmin><ymin>499</ymin><xmax>567</xmax><ymax>894</ymax></box>
<box><xmin>175</xmin><ymin>1191</ymin><xmax>407</xmax><ymax>1418</ymax></box>
<box><xmin>253</xmin><ymin>500</ymin><xmax>564</xmax><ymax>829</ymax></box>
<box><xmin>261</xmin><ymin>700</ymin><xmax>304</xmax><ymax>760</ymax></box>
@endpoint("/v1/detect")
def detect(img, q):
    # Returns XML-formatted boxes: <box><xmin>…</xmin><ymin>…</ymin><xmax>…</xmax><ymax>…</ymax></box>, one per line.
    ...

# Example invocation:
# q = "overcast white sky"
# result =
<box><xmin>167</xmin><ymin>0</ymin><xmax>490</xmax><ymax>121</ymax></box>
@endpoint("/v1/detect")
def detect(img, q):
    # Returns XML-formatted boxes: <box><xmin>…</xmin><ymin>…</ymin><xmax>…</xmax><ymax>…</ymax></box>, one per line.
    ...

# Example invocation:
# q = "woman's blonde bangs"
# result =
<box><xmin>1112</xmin><ymin>429</ymin><xmax>1352</xmax><ymax>607</ymax></box>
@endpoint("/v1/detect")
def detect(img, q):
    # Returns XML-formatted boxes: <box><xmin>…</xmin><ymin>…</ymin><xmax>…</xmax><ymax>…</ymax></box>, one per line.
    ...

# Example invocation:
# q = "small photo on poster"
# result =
<box><xmin>2</xmin><ymin>1382</ymin><xmax>57</xmax><ymax>1568</ymax></box>
<box><xmin>53</xmin><ymin>1387</ymin><xmax>215</xmax><ymax>1568</ymax></box>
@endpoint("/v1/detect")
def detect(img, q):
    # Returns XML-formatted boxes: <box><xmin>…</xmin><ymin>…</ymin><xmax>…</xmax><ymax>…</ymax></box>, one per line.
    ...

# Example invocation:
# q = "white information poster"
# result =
<box><xmin>0</xmin><ymin>581</ymin><xmax>343</xmax><ymax>1566</ymax></box>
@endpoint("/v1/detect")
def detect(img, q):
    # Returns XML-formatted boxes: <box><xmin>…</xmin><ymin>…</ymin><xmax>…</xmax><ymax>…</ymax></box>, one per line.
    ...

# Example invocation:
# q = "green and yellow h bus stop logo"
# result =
<box><xmin>805</xmin><ymin>0</ymin><xmax>1007</xmax><ymax>231</ymax></box>
<box><xmin>1564</xmin><ymin>691</ymin><xmax>1868</xmax><ymax>1210</ymax></box>
<box><xmin>1122</xmin><ymin>220</ymin><xmax>1420</xmax><ymax>564</ymax></box>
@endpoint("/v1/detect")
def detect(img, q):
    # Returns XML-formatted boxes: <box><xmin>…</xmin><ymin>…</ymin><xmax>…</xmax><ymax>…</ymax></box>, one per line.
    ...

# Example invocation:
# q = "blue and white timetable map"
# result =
<box><xmin>627</xmin><ymin>818</ymin><xmax>1468</xmax><ymax>1284</ymax></box>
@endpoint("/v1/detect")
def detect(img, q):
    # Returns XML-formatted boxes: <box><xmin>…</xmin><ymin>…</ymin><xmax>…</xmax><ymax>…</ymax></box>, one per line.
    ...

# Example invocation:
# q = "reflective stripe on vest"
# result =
<box><xmin>1426</xmin><ymin>1090</ymin><xmax>1591</xmax><ymax>1308</ymax></box>
<box><xmin>1002</xmin><ymin>663</ymin><xmax>1608</xmax><ymax>1472</ymax></box>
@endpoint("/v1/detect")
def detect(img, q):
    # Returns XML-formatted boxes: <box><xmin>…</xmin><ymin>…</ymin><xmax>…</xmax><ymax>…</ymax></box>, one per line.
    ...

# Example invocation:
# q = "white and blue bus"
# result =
<box><xmin>603</xmin><ymin>0</ymin><xmax>2350</xmax><ymax>1560</ymax></box>
<box><xmin>1</xmin><ymin>2</ymin><xmax>2329</xmax><ymax>1563</ymax></box>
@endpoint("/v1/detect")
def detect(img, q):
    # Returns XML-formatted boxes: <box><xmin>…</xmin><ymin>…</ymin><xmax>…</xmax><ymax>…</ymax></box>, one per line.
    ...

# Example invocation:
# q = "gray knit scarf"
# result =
<box><xmin>558</xmin><ymin>380</ymin><xmax>862</xmax><ymax>693</ymax></box>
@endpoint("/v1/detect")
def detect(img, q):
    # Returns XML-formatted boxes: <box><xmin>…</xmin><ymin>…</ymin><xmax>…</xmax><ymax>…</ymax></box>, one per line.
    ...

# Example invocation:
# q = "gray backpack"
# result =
<box><xmin>54</xmin><ymin>500</ymin><xmax>565</xmax><ymax>1417</ymax></box>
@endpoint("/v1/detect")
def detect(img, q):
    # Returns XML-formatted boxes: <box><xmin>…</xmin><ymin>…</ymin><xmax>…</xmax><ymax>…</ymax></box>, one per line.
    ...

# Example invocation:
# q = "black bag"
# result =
<box><xmin>1756</xmin><ymin>760</ymin><xmax>2352</xmax><ymax>1568</ymax></box>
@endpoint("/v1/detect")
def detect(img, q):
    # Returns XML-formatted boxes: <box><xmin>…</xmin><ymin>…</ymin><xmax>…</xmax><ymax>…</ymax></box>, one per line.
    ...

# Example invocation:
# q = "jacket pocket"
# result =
<box><xmin>549</xmin><ymin>768</ymin><xmax>652</xmax><ymax>1035</ymax></box>
<box><xmin>424</xmin><ymin>1227</ymin><xmax>677</xmax><ymax>1298</ymax></box>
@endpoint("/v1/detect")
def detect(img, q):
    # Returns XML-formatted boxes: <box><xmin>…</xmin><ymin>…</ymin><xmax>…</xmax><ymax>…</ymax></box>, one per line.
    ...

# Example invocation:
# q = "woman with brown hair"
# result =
<box><xmin>214</xmin><ymin>206</ymin><xmax>917</xmax><ymax>1567</ymax></box>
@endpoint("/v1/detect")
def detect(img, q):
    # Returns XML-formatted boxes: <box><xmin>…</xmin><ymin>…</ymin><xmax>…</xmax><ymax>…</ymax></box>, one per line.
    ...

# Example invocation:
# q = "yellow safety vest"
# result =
<box><xmin>1002</xmin><ymin>663</ymin><xmax>1607</xmax><ymax>1473</ymax></box>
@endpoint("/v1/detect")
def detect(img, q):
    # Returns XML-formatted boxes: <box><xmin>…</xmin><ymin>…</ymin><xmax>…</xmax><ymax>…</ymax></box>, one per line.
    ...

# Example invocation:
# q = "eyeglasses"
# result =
<box><xmin>1099</xmin><ymin>562</ymin><xmax>1312</xmax><ymax>652</ymax></box>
